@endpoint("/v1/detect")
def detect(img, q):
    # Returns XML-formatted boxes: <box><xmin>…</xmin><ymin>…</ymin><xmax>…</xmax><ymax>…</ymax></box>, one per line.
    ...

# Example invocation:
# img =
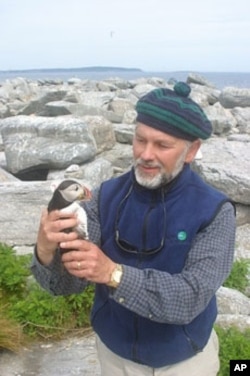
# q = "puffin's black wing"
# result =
<box><xmin>48</xmin><ymin>189</ymin><xmax>69</xmax><ymax>212</ymax></box>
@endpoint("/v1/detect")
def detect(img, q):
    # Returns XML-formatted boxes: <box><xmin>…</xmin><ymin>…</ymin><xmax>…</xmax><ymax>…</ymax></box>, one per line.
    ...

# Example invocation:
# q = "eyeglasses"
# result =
<box><xmin>114</xmin><ymin>185</ymin><xmax>166</xmax><ymax>255</ymax></box>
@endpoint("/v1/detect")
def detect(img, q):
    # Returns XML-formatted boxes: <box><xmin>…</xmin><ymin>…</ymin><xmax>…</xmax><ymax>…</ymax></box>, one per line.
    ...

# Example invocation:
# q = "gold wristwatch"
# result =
<box><xmin>108</xmin><ymin>264</ymin><xmax>123</xmax><ymax>288</ymax></box>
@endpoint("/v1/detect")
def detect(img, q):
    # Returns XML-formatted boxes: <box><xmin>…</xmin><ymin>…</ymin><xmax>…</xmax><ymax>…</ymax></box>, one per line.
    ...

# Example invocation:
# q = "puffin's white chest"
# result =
<box><xmin>60</xmin><ymin>202</ymin><xmax>89</xmax><ymax>239</ymax></box>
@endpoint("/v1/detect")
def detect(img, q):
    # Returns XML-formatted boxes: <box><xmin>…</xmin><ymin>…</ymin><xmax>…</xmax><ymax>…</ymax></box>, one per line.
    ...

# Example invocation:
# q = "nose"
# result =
<box><xmin>140</xmin><ymin>143</ymin><xmax>155</xmax><ymax>161</ymax></box>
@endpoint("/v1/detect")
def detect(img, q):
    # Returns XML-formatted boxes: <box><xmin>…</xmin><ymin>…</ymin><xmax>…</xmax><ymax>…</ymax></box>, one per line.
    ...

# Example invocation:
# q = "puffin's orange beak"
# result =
<box><xmin>83</xmin><ymin>186</ymin><xmax>92</xmax><ymax>201</ymax></box>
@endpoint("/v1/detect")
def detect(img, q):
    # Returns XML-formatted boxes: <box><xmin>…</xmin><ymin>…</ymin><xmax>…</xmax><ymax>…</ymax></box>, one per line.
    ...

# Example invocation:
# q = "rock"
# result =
<box><xmin>83</xmin><ymin>115</ymin><xmax>116</xmax><ymax>154</ymax></box>
<box><xmin>0</xmin><ymin>151</ymin><xmax>7</xmax><ymax>169</ymax></box>
<box><xmin>0</xmin><ymin>181</ymin><xmax>52</xmax><ymax>246</ymax></box>
<box><xmin>0</xmin><ymin>102</ymin><xmax>9</xmax><ymax>118</ymax></box>
<box><xmin>42</xmin><ymin>100</ymin><xmax>76</xmax><ymax>116</ymax></box>
<box><xmin>132</xmin><ymin>83</ymin><xmax>157</xmax><ymax>98</ymax></box>
<box><xmin>219</xmin><ymin>87</ymin><xmax>250</xmax><ymax>108</ymax></box>
<box><xmin>235</xmin><ymin>204</ymin><xmax>250</xmax><ymax>226</ymax></box>
<box><xmin>97</xmin><ymin>81</ymin><xmax>117</xmax><ymax>91</ymax></box>
<box><xmin>37</xmin><ymin>79</ymin><xmax>63</xmax><ymax>86</ymax></box>
<box><xmin>235</xmin><ymin>223</ymin><xmax>250</xmax><ymax>261</ymax></box>
<box><xmin>217</xmin><ymin>286</ymin><xmax>250</xmax><ymax>315</ymax></box>
<box><xmin>227</xmin><ymin>134</ymin><xmax>250</xmax><ymax>142</ymax></box>
<box><xmin>192</xmin><ymin>138</ymin><xmax>250</xmax><ymax>205</ymax></box>
<box><xmin>187</xmin><ymin>73</ymin><xmax>216</xmax><ymax>88</ymax></box>
<box><xmin>0</xmin><ymin>132</ymin><xmax>3</xmax><ymax>151</ymax></box>
<box><xmin>67</xmin><ymin>77</ymin><xmax>83</xmax><ymax>85</ymax></box>
<box><xmin>216</xmin><ymin>314</ymin><xmax>250</xmax><ymax>331</ymax></box>
<box><xmin>80</xmin><ymin>158</ymin><xmax>113</xmax><ymax>189</ymax></box>
<box><xmin>0</xmin><ymin>332</ymin><xmax>101</xmax><ymax>376</ymax></box>
<box><xmin>1</xmin><ymin>115</ymin><xmax>97</xmax><ymax>174</ymax></box>
<box><xmin>101</xmin><ymin>143</ymin><xmax>133</xmax><ymax>173</ymax></box>
<box><xmin>204</xmin><ymin>102</ymin><xmax>237</xmax><ymax>136</ymax></box>
<box><xmin>42</xmin><ymin>101</ymin><xmax>123</xmax><ymax>123</ymax></box>
<box><xmin>122</xmin><ymin>109</ymin><xmax>137</xmax><ymax>124</ymax></box>
<box><xmin>1</xmin><ymin>77</ymin><xmax>39</xmax><ymax>103</ymax></box>
<box><xmin>230</xmin><ymin>107</ymin><xmax>250</xmax><ymax>134</ymax></box>
<box><xmin>18</xmin><ymin>88</ymin><xmax>68</xmax><ymax>115</ymax></box>
<box><xmin>0</xmin><ymin>166</ymin><xmax>20</xmax><ymax>182</ymax></box>
<box><xmin>108</xmin><ymin>98</ymin><xmax>134</xmax><ymax>116</ymax></box>
<box><xmin>113</xmin><ymin>124</ymin><xmax>135</xmax><ymax>144</ymax></box>
<box><xmin>103</xmin><ymin>77</ymin><xmax>134</xmax><ymax>90</ymax></box>
<box><xmin>189</xmin><ymin>84</ymin><xmax>220</xmax><ymax>106</ymax></box>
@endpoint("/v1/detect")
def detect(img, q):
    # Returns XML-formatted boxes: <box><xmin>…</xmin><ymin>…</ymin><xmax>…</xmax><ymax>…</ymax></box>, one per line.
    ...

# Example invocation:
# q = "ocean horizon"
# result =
<box><xmin>1</xmin><ymin>68</ymin><xmax>250</xmax><ymax>89</ymax></box>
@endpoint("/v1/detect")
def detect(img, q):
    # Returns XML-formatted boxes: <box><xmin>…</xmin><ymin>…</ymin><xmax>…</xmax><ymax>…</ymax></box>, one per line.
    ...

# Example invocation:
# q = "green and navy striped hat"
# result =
<box><xmin>135</xmin><ymin>82</ymin><xmax>212</xmax><ymax>141</ymax></box>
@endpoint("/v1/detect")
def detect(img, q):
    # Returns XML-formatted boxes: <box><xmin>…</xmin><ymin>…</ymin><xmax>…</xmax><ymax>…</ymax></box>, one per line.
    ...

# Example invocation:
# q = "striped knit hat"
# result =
<box><xmin>135</xmin><ymin>82</ymin><xmax>212</xmax><ymax>141</ymax></box>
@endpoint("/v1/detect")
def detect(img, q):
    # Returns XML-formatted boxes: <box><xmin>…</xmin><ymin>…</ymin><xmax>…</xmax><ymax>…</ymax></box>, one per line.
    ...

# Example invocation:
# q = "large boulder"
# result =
<box><xmin>230</xmin><ymin>107</ymin><xmax>250</xmax><ymax>134</ymax></box>
<box><xmin>204</xmin><ymin>102</ymin><xmax>237</xmax><ymax>136</ymax></box>
<box><xmin>18</xmin><ymin>88</ymin><xmax>68</xmax><ymax>115</ymax></box>
<box><xmin>0</xmin><ymin>115</ymin><xmax>97</xmax><ymax>175</ymax></box>
<box><xmin>192</xmin><ymin>138</ymin><xmax>250</xmax><ymax>205</ymax></box>
<box><xmin>219</xmin><ymin>87</ymin><xmax>250</xmax><ymax>108</ymax></box>
<box><xmin>81</xmin><ymin>115</ymin><xmax>116</xmax><ymax>154</ymax></box>
<box><xmin>0</xmin><ymin>181</ymin><xmax>52</xmax><ymax>246</ymax></box>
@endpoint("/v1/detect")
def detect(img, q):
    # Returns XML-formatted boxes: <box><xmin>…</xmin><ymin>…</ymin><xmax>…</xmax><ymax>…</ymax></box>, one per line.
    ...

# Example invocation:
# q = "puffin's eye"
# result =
<box><xmin>75</xmin><ymin>185</ymin><xmax>79</xmax><ymax>191</ymax></box>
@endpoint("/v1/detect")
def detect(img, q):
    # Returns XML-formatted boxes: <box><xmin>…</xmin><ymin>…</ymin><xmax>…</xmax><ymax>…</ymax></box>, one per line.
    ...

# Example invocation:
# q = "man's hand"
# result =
<box><xmin>60</xmin><ymin>239</ymin><xmax>116</xmax><ymax>285</ymax></box>
<box><xmin>36</xmin><ymin>209</ymin><xmax>79</xmax><ymax>265</ymax></box>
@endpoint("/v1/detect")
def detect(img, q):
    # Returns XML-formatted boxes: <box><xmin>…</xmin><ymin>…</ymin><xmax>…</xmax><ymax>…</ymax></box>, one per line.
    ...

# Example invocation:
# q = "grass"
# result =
<box><xmin>0</xmin><ymin>243</ymin><xmax>94</xmax><ymax>348</ymax></box>
<box><xmin>223</xmin><ymin>258</ymin><xmax>250</xmax><ymax>293</ymax></box>
<box><xmin>0</xmin><ymin>309</ymin><xmax>24</xmax><ymax>352</ymax></box>
<box><xmin>216</xmin><ymin>326</ymin><xmax>250</xmax><ymax>376</ymax></box>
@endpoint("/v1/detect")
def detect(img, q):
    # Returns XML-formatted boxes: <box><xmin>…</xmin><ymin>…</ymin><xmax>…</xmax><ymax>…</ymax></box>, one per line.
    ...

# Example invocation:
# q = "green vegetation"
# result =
<box><xmin>0</xmin><ymin>243</ymin><xmax>94</xmax><ymax>349</ymax></box>
<box><xmin>0</xmin><ymin>309</ymin><xmax>24</xmax><ymax>352</ymax></box>
<box><xmin>223</xmin><ymin>258</ymin><xmax>250</xmax><ymax>293</ymax></box>
<box><xmin>216</xmin><ymin>326</ymin><xmax>250</xmax><ymax>376</ymax></box>
<box><xmin>0</xmin><ymin>242</ymin><xmax>249</xmax><ymax>376</ymax></box>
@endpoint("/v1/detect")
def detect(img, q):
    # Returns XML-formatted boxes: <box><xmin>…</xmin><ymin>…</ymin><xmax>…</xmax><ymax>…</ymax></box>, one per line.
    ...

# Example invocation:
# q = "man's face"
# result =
<box><xmin>133</xmin><ymin>123</ymin><xmax>200</xmax><ymax>189</ymax></box>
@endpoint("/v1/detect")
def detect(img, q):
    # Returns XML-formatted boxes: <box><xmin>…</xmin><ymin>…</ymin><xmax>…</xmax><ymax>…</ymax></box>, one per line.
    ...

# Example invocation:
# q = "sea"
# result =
<box><xmin>0</xmin><ymin>69</ymin><xmax>250</xmax><ymax>90</ymax></box>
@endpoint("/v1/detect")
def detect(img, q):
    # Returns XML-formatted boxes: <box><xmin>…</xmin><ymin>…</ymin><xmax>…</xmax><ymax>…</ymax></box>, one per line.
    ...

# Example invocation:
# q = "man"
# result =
<box><xmin>32</xmin><ymin>82</ymin><xmax>235</xmax><ymax>376</ymax></box>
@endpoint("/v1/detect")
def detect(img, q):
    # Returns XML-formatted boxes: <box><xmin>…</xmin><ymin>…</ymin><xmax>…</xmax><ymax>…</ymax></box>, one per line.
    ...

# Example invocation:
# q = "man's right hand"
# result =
<box><xmin>36</xmin><ymin>209</ymin><xmax>79</xmax><ymax>265</ymax></box>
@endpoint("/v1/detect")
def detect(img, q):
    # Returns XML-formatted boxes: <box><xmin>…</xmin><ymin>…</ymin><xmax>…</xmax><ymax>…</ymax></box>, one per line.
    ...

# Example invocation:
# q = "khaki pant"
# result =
<box><xmin>96</xmin><ymin>330</ymin><xmax>220</xmax><ymax>376</ymax></box>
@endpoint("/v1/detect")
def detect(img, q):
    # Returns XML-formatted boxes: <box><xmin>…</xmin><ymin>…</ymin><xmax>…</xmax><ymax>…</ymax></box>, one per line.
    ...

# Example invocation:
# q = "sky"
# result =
<box><xmin>1</xmin><ymin>0</ymin><xmax>250</xmax><ymax>72</ymax></box>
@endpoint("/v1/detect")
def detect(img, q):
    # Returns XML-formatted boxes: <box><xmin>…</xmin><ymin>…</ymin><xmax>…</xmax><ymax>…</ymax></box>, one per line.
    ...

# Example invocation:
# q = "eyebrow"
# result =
<box><xmin>135</xmin><ymin>131</ymin><xmax>176</xmax><ymax>145</ymax></box>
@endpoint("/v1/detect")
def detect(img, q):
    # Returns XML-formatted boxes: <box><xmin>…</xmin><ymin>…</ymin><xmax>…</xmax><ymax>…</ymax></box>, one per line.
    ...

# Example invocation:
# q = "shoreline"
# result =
<box><xmin>1</xmin><ymin>71</ymin><xmax>250</xmax><ymax>90</ymax></box>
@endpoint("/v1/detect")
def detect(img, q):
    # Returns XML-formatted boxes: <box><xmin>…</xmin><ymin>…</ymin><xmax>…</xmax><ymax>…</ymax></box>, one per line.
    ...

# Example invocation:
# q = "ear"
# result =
<box><xmin>184</xmin><ymin>140</ymin><xmax>202</xmax><ymax>164</ymax></box>
<box><xmin>50</xmin><ymin>180</ymin><xmax>61</xmax><ymax>192</ymax></box>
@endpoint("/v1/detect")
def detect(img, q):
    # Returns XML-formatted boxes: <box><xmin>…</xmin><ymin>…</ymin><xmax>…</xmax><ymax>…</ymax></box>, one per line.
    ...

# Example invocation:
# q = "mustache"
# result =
<box><xmin>134</xmin><ymin>158</ymin><xmax>162</xmax><ymax>169</ymax></box>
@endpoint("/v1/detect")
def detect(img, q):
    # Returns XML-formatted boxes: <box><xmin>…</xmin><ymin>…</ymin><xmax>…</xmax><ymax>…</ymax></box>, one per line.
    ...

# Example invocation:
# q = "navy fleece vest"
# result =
<box><xmin>91</xmin><ymin>165</ymin><xmax>228</xmax><ymax>367</ymax></box>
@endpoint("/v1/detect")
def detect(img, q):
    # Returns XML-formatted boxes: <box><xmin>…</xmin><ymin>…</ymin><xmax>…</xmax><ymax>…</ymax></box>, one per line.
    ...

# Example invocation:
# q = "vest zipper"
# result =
<box><xmin>142</xmin><ymin>196</ymin><xmax>156</xmax><ymax>252</ymax></box>
<box><xmin>183</xmin><ymin>326</ymin><xmax>201</xmax><ymax>353</ymax></box>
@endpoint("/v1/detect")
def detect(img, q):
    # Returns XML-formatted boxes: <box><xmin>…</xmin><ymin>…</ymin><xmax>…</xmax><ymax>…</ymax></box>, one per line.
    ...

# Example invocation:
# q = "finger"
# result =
<box><xmin>60</xmin><ymin>238</ymin><xmax>89</xmax><ymax>251</ymax></box>
<box><xmin>49</xmin><ymin>210</ymin><xmax>77</xmax><ymax>221</ymax></box>
<box><xmin>61</xmin><ymin>249</ymin><xmax>81</xmax><ymax>262</ymax></box>
<box><xmin>63</xmin><ymin>259</ymin><xmax>87</xmax><ymax>275</ymax></box>
<box><xmin>50</xmin><ymin>217</ymin><xmax>78</xmax><ymax>233</ymax></box>
<box><xmin>52</xmin><ymin>231</ymin><xmax>78</xmax><ymax>245</ymax></box>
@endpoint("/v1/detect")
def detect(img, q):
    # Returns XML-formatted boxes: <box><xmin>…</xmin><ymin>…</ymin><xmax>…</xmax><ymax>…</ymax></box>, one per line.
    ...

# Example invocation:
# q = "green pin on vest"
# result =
<box><xmin>177</xmin><ymin>231</ymin><xmax>187</xmax><ymax>241</ymax></box>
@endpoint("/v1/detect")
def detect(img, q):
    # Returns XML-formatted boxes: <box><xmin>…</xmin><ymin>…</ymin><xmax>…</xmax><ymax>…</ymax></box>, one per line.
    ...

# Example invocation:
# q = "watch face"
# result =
<box><xmin>108</xmin><ymin>265</ymin><xmax>123</xmax><ymax>288</ymax></box>
<box><xmin>112</xmin><ymin>265</ymin><xmax>123</xmax><ymax>284</ymax></box>
<box><xmin>113</xmin><ymin>270</ymin><xmax>122</xmax><ymax>283</ymax></box>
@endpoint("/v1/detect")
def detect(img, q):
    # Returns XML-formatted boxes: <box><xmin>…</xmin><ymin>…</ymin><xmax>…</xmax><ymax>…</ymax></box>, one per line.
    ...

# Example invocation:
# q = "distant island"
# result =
<box><xmin>1</xmin><ymin>66</ymin><xmax>143</xmax><ymax>73</ymax></box>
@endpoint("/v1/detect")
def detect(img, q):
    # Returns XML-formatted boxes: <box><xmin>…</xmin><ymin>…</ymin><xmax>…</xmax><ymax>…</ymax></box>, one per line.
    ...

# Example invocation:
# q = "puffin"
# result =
<box><xmin>48</xmin><ymin>179</ymin><xmax>92</xmax><ymax>240</ymax></box>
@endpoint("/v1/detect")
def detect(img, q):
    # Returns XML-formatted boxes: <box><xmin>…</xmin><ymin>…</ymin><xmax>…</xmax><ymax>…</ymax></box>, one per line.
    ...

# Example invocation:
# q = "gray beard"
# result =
<box><xmin>134</xmin><ymin>151</ymin><xmax>187</xmax><ymax>189</ymax></box>
<box><xmin>134</xmin><ymin>162</ymin><xmax>184</xmax><ymax>189</ymax></box>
